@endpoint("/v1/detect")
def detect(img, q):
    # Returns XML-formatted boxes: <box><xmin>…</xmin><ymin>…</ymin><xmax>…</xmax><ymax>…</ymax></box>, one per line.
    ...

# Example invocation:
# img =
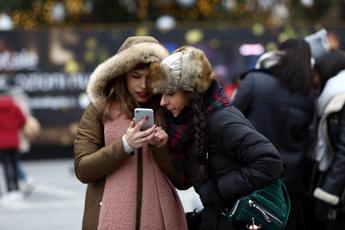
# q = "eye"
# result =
<box><xmin>166</xmin><ymin>92</ymin><xmax>175</xmax><ymax>96</ymax></box>
<box><xmin>131</xmin><ymin>73</ymin><xmax>141</xmax><ymax>79</ymax></box>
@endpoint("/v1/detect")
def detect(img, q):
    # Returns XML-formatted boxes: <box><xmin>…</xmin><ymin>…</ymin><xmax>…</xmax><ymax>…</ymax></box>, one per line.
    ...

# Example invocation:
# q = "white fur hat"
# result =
<box><xmin>305</xmin><ymin>29</ymin><xmax>330</xmax><ymax>59</ymax></box>
<box><xmin>150</xmin><ymin>46</ymin><xmax>216</xmax><ymax>93</ymax></box>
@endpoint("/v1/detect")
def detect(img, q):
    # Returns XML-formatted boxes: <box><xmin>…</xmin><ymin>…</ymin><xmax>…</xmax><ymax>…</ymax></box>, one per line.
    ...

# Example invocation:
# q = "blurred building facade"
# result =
<box><xmin>0</xmin><ymin>0</ymin><xmax>344</xmax><ymax>158</ymax></box>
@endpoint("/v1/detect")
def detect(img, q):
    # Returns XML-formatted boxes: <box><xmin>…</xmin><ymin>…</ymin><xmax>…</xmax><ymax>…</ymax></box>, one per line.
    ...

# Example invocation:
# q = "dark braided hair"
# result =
<box><xmin>189</xmin><ymin>91</ymin><xmax>208</xmax><ymax>184</ymax></box>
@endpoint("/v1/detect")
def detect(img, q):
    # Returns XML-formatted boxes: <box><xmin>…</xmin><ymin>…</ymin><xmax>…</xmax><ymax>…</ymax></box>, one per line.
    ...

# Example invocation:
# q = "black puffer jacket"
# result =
<box><xmin>187</xmin><ymin>105</ymin><xmax>283</xmax><ymax>230</ymax></box>
<box><xmin>233</xmin><ymin>71</ymin><xmax>316</xmax><ymax>196</ymax></box>
<box><xmin>322</xmin><ymin>106</ymin><xmax>345</xmax><ymax>198</ymax></box>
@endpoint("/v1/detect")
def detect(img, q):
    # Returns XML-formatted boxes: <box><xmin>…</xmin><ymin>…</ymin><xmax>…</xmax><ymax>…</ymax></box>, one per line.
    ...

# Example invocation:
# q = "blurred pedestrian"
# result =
<box><xmin>311</xmin><ymin>49</ymin><xmax>345</xmax><ymax>229</ymax></box>
<box><xmin>150</xmin><ymin>46</ymin><xmax>283</xmax><ymax>230</ymax></box>
<box><xmin>74</xmin><ymin>36</ymin><xmax>187</xmax><ymax>230</ymax></box>
<box><xmin>232</xmin><ymin>38</ymin><xmax>316</xmax><ymax>229</ymax></box>
<box><xmin>9</xmin><ymin>85</ymin><xmax>40</xmax><ymax>197</ymax></box>
<box><xmin>0</xmin><ymin>90</ymin><xmax>26</xmax><ymax>203</ymax></box>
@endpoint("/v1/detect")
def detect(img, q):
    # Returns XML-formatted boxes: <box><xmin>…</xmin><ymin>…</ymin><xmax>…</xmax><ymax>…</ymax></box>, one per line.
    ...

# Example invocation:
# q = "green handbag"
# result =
<box><xmin>221</xmin><ymin>179</ymin><xmax>290</xmax><ymax>230</ymax></box>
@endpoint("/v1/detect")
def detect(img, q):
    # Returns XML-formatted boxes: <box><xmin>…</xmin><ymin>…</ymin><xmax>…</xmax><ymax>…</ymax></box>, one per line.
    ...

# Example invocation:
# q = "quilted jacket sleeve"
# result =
<box><xmin>209</xmin><ymin>107</ymin><xmax>283</xmax><ymax>205</ymax></box>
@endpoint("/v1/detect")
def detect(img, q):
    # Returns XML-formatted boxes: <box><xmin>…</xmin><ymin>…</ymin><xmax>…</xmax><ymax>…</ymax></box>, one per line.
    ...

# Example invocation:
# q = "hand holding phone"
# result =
<box><xmin>134</xmin><ymin>108</ymin><xmax>154</xmax><ymax>131</ymax></box>
<box><xmin>124</xmin><ymin>108</ymin><xmax>155</xmax><ymax>150</ymax></box>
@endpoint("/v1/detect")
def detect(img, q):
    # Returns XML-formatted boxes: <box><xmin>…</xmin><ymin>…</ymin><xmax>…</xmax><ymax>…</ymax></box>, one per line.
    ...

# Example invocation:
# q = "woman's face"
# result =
<box><xmin>160</xmin><ymin>90</ymin><xmax>189</xmax><ymax>117</ymax></box>
<box><xmin>126</xmin><ymin>67</ymin><xmax>152</xmax><ymax>104</ymax></box>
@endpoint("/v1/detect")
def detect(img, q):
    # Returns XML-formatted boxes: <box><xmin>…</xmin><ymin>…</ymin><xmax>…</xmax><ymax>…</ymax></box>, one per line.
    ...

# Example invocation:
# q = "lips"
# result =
<box><xmin>137</xmin><ymin>92</ymin><xmax>148</xmax><ymax>98</ymax></box>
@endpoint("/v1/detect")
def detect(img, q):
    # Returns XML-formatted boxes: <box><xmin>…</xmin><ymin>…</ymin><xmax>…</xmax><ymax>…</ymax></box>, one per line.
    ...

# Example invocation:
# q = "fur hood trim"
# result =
<box><xmin>87</xmin><ymin>36</ymin><xmax>168</xmax><ymax>110</ymax></box>
<box><xmin>150</xmin><ymin>46</ymin><xmax>215</xmax><ymax>94</ymax></box>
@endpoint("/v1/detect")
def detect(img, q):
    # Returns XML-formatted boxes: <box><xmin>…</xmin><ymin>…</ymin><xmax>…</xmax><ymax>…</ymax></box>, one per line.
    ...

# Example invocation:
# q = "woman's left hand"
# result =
<box><xmin>149</xmin><ymin>126</ymin><xmax>168</xmax><ymax>148</ymax></box>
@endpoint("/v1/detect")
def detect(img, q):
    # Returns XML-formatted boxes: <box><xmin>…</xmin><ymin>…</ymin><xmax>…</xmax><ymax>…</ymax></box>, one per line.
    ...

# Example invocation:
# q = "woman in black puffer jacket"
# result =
<box><xmin>233</xmin><ymin>38</ymin><xmax>317</xmax><ymax>230</ymax></box>
<box><xmin>311</xmin><ymin>49</ymin><xmax>345</xmax><ymax>230</ymax></box>
<box><xmin>150</xmin><ymin>46</ymin><xmax>283</xmax><ymax>230</ymax></box>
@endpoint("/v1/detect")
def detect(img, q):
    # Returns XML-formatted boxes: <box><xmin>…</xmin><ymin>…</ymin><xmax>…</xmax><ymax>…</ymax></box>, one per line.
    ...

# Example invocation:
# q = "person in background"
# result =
<box><xmin>0</xmin><ymin>89</ymin><xmax>26</xmax><ymax>203</ymax></box>
<box><xmin>9</xmin><ymin>85</ymin><xmax>40</xmax><ymax>197</ymax></box>
<box><xmin>74</xmin><ymin>36</ymin><xmax>187</xmax><ymax>230</ymax></box>
<box><xmin>232</xmin><ymin>38</ymin><xmax>316</xmax><ymax>230</ymax></box>
<box><xmin>150</xmin><ymin>46</ymin><xmax>283</xmax><ymax>230</ymax></box>
<box><xmin>311</xmin><ymin>49</ymin><xmax>345</xmax><ymax>229</ymax></box>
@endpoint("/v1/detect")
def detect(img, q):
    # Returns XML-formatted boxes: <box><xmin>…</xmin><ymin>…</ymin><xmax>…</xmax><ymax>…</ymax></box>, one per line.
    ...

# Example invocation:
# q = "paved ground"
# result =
<box><xmin>0</xmin><ymin>159</ymin><xmax>202</xmax><ymax>230</ymax></box>
<box><xmin>0</xmin><ymin>159</ymin><xmax>85</xmax><ymax>230</ymax></box>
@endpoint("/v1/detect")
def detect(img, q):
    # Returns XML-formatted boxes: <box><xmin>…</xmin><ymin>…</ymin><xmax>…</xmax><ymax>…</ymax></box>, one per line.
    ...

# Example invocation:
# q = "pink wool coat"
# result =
<box><xmin>98</xmin><ymin>106</ymin><xmax>187</xmax><ymax>229</ymax></box>
<box><xmin>74</xmin><ymin>104</ymin><xmax>187</xmax><ymax>230</ymax></box>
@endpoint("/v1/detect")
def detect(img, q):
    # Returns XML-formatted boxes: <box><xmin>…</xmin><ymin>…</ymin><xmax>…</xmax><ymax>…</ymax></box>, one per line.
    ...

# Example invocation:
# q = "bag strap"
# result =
<box><xmin>135</xmin><ymin>148</ymin><xmax>143</xmax><ymax>230</ymax></box>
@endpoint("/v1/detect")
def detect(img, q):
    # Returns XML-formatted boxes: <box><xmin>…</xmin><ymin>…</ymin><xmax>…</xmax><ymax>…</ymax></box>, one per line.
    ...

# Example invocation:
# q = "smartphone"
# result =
<box><xmin>134</xmin><ymin>108</ymin><xmax>154</xmax><ymax>131</ymax></box>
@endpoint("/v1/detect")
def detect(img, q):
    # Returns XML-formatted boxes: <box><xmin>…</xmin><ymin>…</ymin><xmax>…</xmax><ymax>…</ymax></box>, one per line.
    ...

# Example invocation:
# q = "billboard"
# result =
<box><xmin>2</xmin><ymin>26</ymin><xmax>337</xmax><ymax>148</ymax></box>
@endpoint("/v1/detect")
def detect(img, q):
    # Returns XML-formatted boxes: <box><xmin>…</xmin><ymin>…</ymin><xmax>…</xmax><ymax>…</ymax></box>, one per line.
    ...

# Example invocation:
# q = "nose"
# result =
<box><xmin>140</xmin><ymin>76</ymin><xmax>147</xmax><ymax>89</ymax></box>
<box><xmin>160</xmin><ymin>95</ymin><xmax>167</xmax><ymax>107</ymax></box>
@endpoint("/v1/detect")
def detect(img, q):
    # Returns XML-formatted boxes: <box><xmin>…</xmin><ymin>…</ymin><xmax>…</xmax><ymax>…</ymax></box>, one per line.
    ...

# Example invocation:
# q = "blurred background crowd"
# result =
<box><xmin>1</xmin><ymin>0</ymin><xmax>345</xmax><ymax>229</ymax></box>
<box><xmin>0</xmin><ymin>0</ymin><xmax>344</xmax><ymax>158</ymax></box>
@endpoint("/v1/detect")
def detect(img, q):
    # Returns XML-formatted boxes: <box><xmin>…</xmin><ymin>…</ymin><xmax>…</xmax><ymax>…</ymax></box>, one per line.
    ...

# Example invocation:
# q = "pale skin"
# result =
<box><xmin>123</xmin><ymin>67</ymin><xmax>168</xmax><ymax>150</ymax></box>
<box><xmin>160</xmin><ymin>90</ymin><xmax>190</xmax><ymax>117</ymax></box>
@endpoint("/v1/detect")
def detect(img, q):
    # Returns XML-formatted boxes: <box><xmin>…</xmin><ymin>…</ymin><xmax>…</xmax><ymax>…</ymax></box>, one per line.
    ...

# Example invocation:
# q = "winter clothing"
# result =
<box><xmin>233</xmin><ymin>71</ymin><xmax>316</xmax><ymax>196</ymax></box>
<box><xmin>87</xmin><ymin>36</ymin><xmax>169</xmax><ymax>111</ymax></box>
<box><xmin>313</xmin><ymin>70</ymin><xmax>345</xmax><ymax>210</ymax></box>
<box><xmin>0</xmin><ymin>94</ymin><xmax>26</xmax><ymax>193</ymax></box>
<box><xmin>98</xmin><ymin>105</ymin><xmax>186</xmax><ymax>229</ymax></box>
<box><xmin>193</xmin><ymin>83</ymin><xmax>283</xmax><ymax>230</ymax></box>
<box><xmin>233</xmin><ymin>69</ymin><xmax>316</xmax><ymax>230</ymax></box>
<box><xmin>150</xmin><ymin>46</ymin><xmax>216</xmax><ymax>94</ymax></box>
<box><xmin>254</xmin><ymin>51</ymin><xmax>284</xmax><ymax>69</ymax></box>
<box><xmin>74</xmin><ymin>36</ymin><xmax>187</xmax><ymax>230</ymax></box>
<box><xmin>0</xmin><ymin>95</ymin><xmax>26</xmax><ymax>150</ymax></box>
<box><xmin>167</xmin><ymin>82</ymin><xmax>232</xmax><ymax>189</ymax></box>
<box><xmin>9</xmin><ymin>86</ymin><xmax>41</xmax><ymax>153</ymax></box>
<box><xmin>153</xmin><ymin>46</ymin><xmax>283</xmax><ymax>230</ymax></box>
<box><xmin>305</xmin><ymin>29</ymin><xmax>330</xmax><ymax>59</ymax></box>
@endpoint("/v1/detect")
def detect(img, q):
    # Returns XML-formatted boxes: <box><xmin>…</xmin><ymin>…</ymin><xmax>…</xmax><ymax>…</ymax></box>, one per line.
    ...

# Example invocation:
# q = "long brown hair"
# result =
<box><xmin>189</xmin><ymin>91</ymin><xmax>208</xmax><ymax>184</ymax></box>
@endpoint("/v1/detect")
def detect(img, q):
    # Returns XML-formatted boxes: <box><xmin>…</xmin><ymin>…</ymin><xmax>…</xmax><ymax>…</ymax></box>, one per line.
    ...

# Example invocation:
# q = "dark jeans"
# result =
<box><xmin>0</xmin><ymin>150</ymin><xmax>20</xmax><ymax>192</ymax></box>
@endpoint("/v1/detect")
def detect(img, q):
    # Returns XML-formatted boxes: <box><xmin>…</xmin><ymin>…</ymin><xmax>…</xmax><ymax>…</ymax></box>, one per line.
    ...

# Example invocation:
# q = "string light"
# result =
<box><xmin>0</xmin><ymin>0</ymin><xmax>338</xmax><ymax>29</ymax></box>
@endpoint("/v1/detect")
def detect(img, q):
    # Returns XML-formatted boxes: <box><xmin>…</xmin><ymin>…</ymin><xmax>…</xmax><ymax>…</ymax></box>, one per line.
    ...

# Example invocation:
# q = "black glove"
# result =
<box><xmin>314</xmin><ymin>199</ymin><xmax>337</xmax><ymax>221</ymax></box>
<box><xmin>198</xmin><ymin>180</ymin><xmax>225</xmax><ymax>208</ymax></box>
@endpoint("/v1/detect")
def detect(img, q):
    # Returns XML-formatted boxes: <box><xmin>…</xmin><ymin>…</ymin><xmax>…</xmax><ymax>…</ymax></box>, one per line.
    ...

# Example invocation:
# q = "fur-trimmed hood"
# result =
<box><xmin>87</xmin><ymin>36</ymin><xmax>169</xmax><ymax>110</ymax></box>
<box><xmin>150</xmin><ymin>46</ymin><xmax>216</xmax><ymax>94</ymax></box>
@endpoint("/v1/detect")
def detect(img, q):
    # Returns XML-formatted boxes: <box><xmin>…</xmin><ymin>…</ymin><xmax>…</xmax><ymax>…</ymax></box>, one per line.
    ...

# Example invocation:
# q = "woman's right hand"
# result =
<box><xmin>149</xmin><ymin>126</ymin><xmax>168</xmax><ymax>148</ymax></box>
<box><xmin>124</xmin><ymin>117</ymin><xmax>156</xmax><ymax>149</ymax></box>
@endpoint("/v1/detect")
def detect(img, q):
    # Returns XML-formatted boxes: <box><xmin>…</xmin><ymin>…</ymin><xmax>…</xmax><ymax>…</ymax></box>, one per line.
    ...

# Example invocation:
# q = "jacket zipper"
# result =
<box><xmin>248</xmin><ymin>199</ymin><xmax>283</xmax><ymax>225</ymax></box>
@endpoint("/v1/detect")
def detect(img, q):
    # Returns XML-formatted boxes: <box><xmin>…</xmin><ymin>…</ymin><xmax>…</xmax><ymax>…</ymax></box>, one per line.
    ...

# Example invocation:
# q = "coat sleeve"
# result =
<box><xmin>319</xmin><ymin>107</ymin><xmax>345</xmax><ymax>204</ymax></box>
<box><xmin>211</xmin><ymin>107</ymin><xmax>283</xmax><ymax>205</ymax></box>
<box><xmin>74</xmin><ymin>103</ymin><xmax>131</xmax><ymax>183</ymax></box>
<box><xmin>232</xmin><ymin>73</ymin><xmax>254</xmax><ymax>115</ymax></box>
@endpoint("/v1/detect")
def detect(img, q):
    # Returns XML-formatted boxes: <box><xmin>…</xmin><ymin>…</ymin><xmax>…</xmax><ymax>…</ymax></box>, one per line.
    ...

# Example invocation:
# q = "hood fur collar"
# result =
<box><xmin>87</xmin><ymin>37</ymin><xmax>168</xmax><ymax>110</ymax></box>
